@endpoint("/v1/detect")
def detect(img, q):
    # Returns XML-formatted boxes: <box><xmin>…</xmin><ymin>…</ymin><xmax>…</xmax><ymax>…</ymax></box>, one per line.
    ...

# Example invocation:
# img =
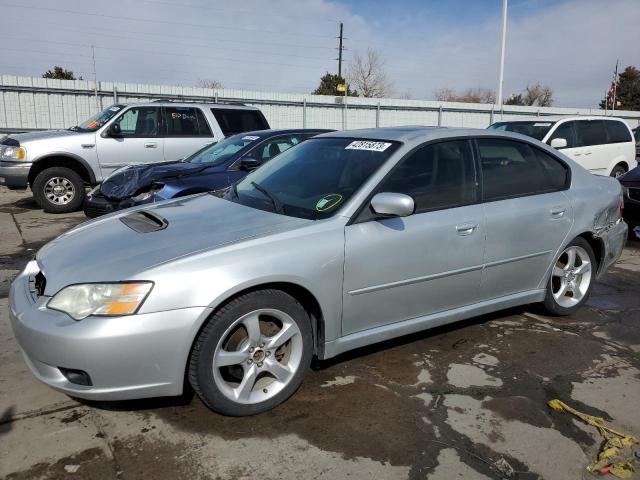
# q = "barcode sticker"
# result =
<box><xmin>345</xmin><ymin>141</ymin><xmax>392</xmax><ymax>152</ymax></box>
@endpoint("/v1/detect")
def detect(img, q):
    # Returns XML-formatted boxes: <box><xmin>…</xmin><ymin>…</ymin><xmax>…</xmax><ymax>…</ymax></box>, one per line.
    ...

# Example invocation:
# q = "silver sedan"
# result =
<box><xmin>10</xmin><ymin>127</ymin><xmax>627</xmax><ymax>416</ymax></box>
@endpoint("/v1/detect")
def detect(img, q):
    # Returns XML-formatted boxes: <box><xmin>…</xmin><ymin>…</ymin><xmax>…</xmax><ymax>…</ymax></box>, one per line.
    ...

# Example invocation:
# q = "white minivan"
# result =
<box><xmin>488</xmin><ymin>116</ymin><xmax>637</xmax><ymax>177</ymax></box>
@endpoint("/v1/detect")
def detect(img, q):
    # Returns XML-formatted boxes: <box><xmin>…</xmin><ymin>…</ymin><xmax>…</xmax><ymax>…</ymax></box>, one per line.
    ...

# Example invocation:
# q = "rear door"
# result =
<box><xmin>477</xmin><ymin>138</ymin><xmax>573</xmax><ymax>298</ymax></box>
<box><xmin>162</xmin><ymin>106</ymin><xmax>216</xmax><ymax>162</ymax></box>
<box><xmin>342</xmin><ymin>139</ymin><xmax>485</xmax><ymax>334</ymax></box>
<box><xmin>96</xmin><ymin>106</ymin><xmax>164</xmax><ymax>177</ymax></box>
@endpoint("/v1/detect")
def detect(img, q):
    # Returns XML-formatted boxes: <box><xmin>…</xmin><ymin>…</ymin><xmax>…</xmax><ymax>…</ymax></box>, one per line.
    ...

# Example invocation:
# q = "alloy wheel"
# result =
<box><xmin>212</xmin><ymin>308</ymin><xmax>303</xmax><ymax>405</ymax></box>
<box><xmin>551</xmin><ymin>245</ymin><xmax>592</xmax><ymax>308</ymax></box>
<box><xmin>44</xmin><ymin>177</ymin><xmax>75</xmax><ymax>205</ymax></box>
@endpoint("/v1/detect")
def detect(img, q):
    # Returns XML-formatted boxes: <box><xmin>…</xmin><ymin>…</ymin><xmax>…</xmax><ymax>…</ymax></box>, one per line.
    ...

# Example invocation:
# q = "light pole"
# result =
<box><xmin>496</xmin><ymin>0</ymin><xmax>508</xmax><ymax>109</ymax></box>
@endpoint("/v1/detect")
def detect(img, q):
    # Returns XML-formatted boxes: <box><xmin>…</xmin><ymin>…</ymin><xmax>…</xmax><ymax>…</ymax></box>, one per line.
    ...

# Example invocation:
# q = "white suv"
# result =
<box><xmin>0</xmin><ymin>101</ymin><xmax>269</xmax><ymax>213</ymax></box>
<box><xmin>488</xmin><ymin>116</ymin><xmax>637</xmax><ymax>177</ymax></box>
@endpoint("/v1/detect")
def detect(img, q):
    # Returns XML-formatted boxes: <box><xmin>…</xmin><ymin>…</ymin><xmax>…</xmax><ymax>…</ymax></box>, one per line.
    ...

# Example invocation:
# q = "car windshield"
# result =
<box><xmin>75</xmin><ymin>105</ymin><xmax>125</xmax><ymax>132</ymax></box>
<box><xmin>488</xmin><ymin>121</ymin><xmax>556</xmax><ymax>141</ymax></box>
<box><xmin>186</xmin><ymin>133</ymin><xmax>262</xmax><ymax>165</ymax></box>
<box><xmin>226</xmin><ymin>137</ymin><xmax>400</xmax><ymax>220</ymax></box>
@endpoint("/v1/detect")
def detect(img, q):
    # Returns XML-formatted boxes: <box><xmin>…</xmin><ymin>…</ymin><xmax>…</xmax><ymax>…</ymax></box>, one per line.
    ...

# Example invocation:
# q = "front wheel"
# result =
<box><xmin>188</xmin><ymin>290</ymin><xmax>313</xmax><ymax>416</ymax></box>
<box><xmin>541</xmin><ymin>238</ymin><xmax>596</xmax><ymax>316</ymax></box>
<box><xmin>33</xmin><ymin>167</ymin><xmax>85</xmax><ymax>213</ymax></box>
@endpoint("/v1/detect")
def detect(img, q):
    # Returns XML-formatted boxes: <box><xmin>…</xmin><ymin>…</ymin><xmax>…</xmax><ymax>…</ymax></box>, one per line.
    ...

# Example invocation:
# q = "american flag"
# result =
<box><xmin>606</xmin><ymin>61</ymin><xmax>619</xmax><ymax>109</ymax></box>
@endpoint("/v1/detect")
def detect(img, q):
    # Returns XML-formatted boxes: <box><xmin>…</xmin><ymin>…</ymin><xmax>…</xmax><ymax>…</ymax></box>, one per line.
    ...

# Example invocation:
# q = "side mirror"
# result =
<box><xmin>550</xmin><ymin>138</ymin><xmax>567</xmax><ymax>149</ymax></box>
<box><xmin>107</xmin><ymin>123</ymin><xmax>121</xmax><ymax>137</ymax></box>
<box><xmin>239</xmin><ymin>157</ymin><xmax>261</xmax><ymax>170</ymax></box>
<box><xmin>370</xmin><ymin>192</ymin><xmax>414</xmax><ymax>217</ymax></box>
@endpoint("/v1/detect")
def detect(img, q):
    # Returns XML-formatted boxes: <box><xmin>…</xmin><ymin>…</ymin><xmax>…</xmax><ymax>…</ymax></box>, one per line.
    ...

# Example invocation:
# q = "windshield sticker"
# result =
<box><xmin>533</xmin><ymin>122</ymin><xmax>551</xmax><ymax>127</ymax></box>
<box><xmin>87</xmin><ymin>120</ymin><xmax>98</xmax><ymax>129</ymax></box>
<box><xmin>345</xmin><ymin>141</ymin><xmax>392</xmax><ymax>152</ymax></box>
<box><xmin>109</xmin><ymin>106</ymin><xmax>121</xmax><ymax>112</ymax></box>
<box><xmin>315</xmin><ymin>194</ymin><xmax>343</xmax><ymax>212</ymax></box>
<box><xmin>242</xmin><ymin>135</ymin><xmax>260</xmax><ymax>141</ymax></box>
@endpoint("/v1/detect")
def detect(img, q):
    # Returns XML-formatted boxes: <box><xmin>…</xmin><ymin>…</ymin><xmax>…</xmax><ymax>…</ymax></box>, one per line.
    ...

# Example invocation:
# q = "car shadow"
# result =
<box><xmin>0</xmin><ymin>406</ymin><xmax>15</xmax><ymax>437</ymax></box>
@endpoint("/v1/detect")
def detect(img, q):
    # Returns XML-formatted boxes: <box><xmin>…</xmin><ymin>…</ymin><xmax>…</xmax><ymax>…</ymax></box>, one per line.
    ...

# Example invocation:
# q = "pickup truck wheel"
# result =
<box><xmin>189</xmin><ymin>289</ymin><xmax>313</xmax><ymax>416</ymax></box>
<box><xmin>33</xmin><ymin>167</ymin><xmax>85</xmax><ymax>213</ymax></box>
<box><xmin>541</xmin><ymin>238</ymin><xmax>596</xmax><ymax>316</ymax></box>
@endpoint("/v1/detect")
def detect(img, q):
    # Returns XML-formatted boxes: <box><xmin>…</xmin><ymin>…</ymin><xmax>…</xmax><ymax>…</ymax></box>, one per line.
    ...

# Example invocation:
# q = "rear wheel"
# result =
<box><xmin>610</xmin><ymin>164</ymin><xmax>627</xmax><ymax>178</ymax></box>
<box><xmin>189</xmin><ymin>289</ymin><xmax>313</xmax><ymax>416</ymax></box>
<box><xmin>33</xmin><ymin>167</ymin><xmax>85</xmax><ymax>213</ymax></box>
<box><xmin>541</xmin><ymin>238</ymin><xmax>596</xmax><ymax>315</ymax></box>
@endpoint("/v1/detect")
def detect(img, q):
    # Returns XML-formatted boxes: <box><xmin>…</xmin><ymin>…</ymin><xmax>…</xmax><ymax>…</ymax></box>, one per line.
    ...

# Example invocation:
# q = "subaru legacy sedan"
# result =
<box><xmin>10</xmin><ymin>127</ymin><xmax>627</xmax><ymax>416</ymax></box>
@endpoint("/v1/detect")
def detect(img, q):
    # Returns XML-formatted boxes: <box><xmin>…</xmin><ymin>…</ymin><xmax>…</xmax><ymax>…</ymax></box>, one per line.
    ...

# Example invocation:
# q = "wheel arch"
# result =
<box><xmin>28</xmin><ymin>154</ymin><xmax>96</xmax><ymax>187</ymax></box>
<box><xmin>575</xmin><ymin>231</ymin><xmax>605</xmax><ymax>273</ymax></box>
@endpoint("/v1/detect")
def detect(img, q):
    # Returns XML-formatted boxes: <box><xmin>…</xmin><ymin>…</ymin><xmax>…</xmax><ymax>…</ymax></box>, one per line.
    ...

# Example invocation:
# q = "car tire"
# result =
<box><xmin>541</xmin><ymin>237</ymin><xmax>596</xmax><ymax>316</ymax></box>
<box><xmin>610</xmin><ymin>164</ymin><xmax>627</xmax><ymax>178</ymax></box>
<box><xmin>33</xmin><ymin>167</ymin><xmax>85</xmax><ymax>213</ymax></box>
<box><xmin>189</xmin><ymin>289</ymin><xmax>313</xmax><ymax>416</ymax></box>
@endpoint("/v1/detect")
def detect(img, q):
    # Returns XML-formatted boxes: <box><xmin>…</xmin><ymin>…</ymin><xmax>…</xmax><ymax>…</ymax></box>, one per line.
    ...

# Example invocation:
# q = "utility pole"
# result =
<box><xmin>337</xmin><ymin>22</ymin><xmax>344</xmax><ymax>79</ymax></box>
<box><xmin>496</xmin><ymin>0</ymin><xmax>508</xmax><ymax>108</ymax></box>
<box><xmin>91</xmin><ymin>45</ymin><xmax>98</xmax><ymax>105</ymax></box>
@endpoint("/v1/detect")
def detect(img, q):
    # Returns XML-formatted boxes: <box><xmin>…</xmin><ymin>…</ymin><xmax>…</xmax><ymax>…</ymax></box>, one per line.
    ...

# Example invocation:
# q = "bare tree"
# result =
<box><xmin>523</xmin><ymin>83</ymin><xmax>554</xmax><ymax>107</ymax></box>
<box><xmin>196</xmin><ymin>79</ymin><xmax>223</xmax><ymax>89</ymax></box>
<box><xmin>434</xmin><ymin>87</ymin><xmax>495</xmax><ymax>104</ymax></box>
<box><xmin>347</xmin><ymin>48</ymin><xmax>394</xmax><ymax>98</ymax></box>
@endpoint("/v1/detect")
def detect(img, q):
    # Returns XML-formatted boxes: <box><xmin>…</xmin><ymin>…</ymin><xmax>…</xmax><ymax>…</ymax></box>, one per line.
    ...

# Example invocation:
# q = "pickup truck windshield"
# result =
<box><xmin>228</xmin><ymin>138</ymin><xmax>400</xmax><ymax>220</ymax></box>
<box><xmin>186</xmin><ymin>133</ymin><xmax>262</xmax><ymax>166</ymax></box>
<box><xmin>75</xmin><ymin>105</ymin><xmax>125</xmax><ymax>132</ymax></box>
<box><xmin>488</xmin><ymin>121</ymin><xmax>556</xmax><ymax>141</ymax></box>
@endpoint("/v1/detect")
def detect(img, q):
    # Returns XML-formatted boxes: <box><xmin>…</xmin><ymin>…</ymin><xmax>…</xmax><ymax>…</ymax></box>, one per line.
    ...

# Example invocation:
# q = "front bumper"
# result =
<box><xmin>83</xmin><ymin>191</ymin><xmax>153</xmax><ymax>218</ymax></box>
<box><xmin>622</xmin><ymin>186</ymin><xmax>640</xmax><ymax>226</ymax></box>
<box><xmin>9</xmin><ymin>261</ymin><xmax>210</xmax><ymax>400</ymax></box>
<box><xmin>0</xmin><ymin>160</ymin><xmax>31</xmax><ymax>188</ymax></box>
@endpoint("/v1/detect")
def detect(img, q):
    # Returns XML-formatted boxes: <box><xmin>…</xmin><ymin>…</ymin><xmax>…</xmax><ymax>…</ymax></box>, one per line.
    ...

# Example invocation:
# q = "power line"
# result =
<box><xmin>0</xmin><ymin>2</ymin><xmax>336</xmax><ymax>40</ymax></box>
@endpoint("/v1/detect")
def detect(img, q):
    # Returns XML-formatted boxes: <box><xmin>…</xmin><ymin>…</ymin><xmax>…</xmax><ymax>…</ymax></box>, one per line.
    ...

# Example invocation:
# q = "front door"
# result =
<box><xmin>476</xmin><ymin>138</ymin><xmax>573</xmax><ymax>298</ymax></box>
<box><xmin>96</xmin><ymin>106</ymin><xmax>164</xmax><ymax>178</ymax></box>
<box><xmin>342</xmin><ymin>139</ymin><xmax>485</xmax><ymax>335</ymax></box>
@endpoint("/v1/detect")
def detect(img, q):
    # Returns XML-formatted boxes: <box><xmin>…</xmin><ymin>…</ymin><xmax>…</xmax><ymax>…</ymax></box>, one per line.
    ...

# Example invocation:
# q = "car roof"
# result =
<box><xmin>237</xmin><ymin>128</ymin><xmax>335</xmax><ymax>137</ymax></box>
<box><xmin>492</xmin><ymin>116</ymin><xmax>629</xmax><ymax>123</ymax></box>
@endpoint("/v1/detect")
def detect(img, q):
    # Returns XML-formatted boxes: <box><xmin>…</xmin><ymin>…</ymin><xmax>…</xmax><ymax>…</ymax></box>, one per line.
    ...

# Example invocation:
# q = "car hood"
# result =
<box><xmin>3</xmin><ymin>129</ymin><xmax>84</xmax><ymax>144</ymax></box>
<box><xmin>99</xmin><ymin>161</ymin><xmax>222</xmax><ymax>200</ymax></box>
<box><xmin>36</xmin><ymin>194</ymin><xmax>311</xmax><ymax>295</ymax></box>
<box><xmin>620</xmin><ymin>166</ymin><xmax>640</xmax><ymax>186</ymax></box>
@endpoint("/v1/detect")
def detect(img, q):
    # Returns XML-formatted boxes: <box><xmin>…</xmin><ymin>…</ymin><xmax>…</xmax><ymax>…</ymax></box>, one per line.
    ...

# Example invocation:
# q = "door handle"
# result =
<box><xmin>550</xmin><ymin>207</ymin><xmax>566</xmax><ymax>218</ymax></box>
<box><xmin>144</xmin><ymin>142</ymin><xmax>158</xmax><ymax>148</ymax></box>
<box><xmin>456</xmin><ymin>223</ymin><xmax>478</xmax><ymax>236</ymax></box>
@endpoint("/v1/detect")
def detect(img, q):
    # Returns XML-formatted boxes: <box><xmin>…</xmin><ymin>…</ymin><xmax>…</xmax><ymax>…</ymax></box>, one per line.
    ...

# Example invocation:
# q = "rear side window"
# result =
<box><xmin>211</xmin><ymin>108</ymin><xmax>269</xmax><ymax>136</ymax></box>
<box><xmin>605</xmin><ymin>121</ymin><xmax>632</xmax><ymax>143</ymax></box>
<box><xmin>378</xmin><ymin>140</ymin><xmax>477</xmax><ymax>213</ymax></box>
<box><xmin>548</xmin><ymin>121</ymin><xmax>577</xmax><ymax>149</ymax></box>
<box><xmin>165</xmin><ymin>107</ymin><xmax>212</xmax><ymax>137</ymax></box>
<box><xmin>478</xmin><ymin>138</ymin><xmax>568</xmax><ymax>201</ymax></box>
<box><xmin>575</xmin><ymin>120</ymin><xmax>607</xmax><ymax>147</ymax></box>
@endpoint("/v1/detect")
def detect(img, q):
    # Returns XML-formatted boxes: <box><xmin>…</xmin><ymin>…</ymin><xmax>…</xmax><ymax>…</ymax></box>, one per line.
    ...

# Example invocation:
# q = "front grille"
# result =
<box><xmin>34</xmin><ymin>271</ymin><xmax>46</xmax><ymax>296</ymax></box>
<box><xmin>83</xmin><ymin>202</ymin><xmax>114</xmax><ymax>218</ymax></box>
<box><xmin>629</xmin><ymin>188</ymin><xmax>640</xmax><ymax>202</ymax></box>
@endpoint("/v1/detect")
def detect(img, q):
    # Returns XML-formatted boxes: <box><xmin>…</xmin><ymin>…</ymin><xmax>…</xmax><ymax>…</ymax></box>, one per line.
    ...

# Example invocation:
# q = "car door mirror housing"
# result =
<box><xmin>239</xmin><ymin>157</ymin><xmax>261</xmax><ymax>170</ymax></box>
<box><xmin>106</xmin><ymin>123</ymin><xmax>121</xmax><ymax>137</ymax></box>
<box><xmin>550</xmin><ymin>138</ymin><xmax>567</xmax><ymax>149</ymax></box>
<box><xmin>370</xmin><ymin>192</ymin><xmax>414</xmax><ymax>217</ymax></box>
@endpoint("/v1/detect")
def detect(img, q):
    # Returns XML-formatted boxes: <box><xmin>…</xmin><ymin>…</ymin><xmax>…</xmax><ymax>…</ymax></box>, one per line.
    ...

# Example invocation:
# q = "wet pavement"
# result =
<box><xmin>1</xmin><ymin>186</ymin><xmax>639</xmax><ymax>480</ymax></box>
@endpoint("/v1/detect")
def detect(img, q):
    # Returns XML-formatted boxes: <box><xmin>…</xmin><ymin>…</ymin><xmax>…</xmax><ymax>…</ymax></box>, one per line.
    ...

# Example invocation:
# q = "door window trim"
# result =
<box><xmin>163</xmin><ymin>107</ymin><xmax>213</xmax><ymax>138</ymax></box>
<box><xmin>350</xmin><ymin>137</ymin><xmax>481</xmax><ymax>225</ymax></box>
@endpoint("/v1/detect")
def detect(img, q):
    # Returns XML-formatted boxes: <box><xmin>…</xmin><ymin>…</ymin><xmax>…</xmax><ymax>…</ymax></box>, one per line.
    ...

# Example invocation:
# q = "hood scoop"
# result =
<box><xmin>120</xmin><ymin>210</ymin><xmax>168</xmax><ymax>233</ymax></box>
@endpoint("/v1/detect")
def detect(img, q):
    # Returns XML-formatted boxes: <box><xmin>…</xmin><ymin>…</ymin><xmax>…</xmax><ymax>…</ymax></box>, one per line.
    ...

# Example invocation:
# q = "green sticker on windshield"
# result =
<box><xmin>316</xmin><ymin>194</ymin><xmax>343</xmax><ymax>212</ymax></box>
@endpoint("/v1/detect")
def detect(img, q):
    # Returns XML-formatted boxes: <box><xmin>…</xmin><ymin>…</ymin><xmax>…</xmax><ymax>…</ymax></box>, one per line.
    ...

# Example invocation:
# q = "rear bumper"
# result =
<box><xmin>0</xmin><ymin>161</ymin><xmax>31</xmax><ymax>188</ymax></box>
<box><xmin>9</xmin><ymin>261</ymin><xmax>211</xmax><ymax>400</ymax></box>
<box><xmin>597</xmin><ymin>219</ymin><xmax>628</xmax><ymax>277</ymax></box>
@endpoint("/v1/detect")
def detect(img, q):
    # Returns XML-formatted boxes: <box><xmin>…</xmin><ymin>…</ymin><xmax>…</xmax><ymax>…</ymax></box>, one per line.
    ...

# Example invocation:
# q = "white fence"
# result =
<box><xmin>1</xmin><ymin>74</ymin><xmax>639</xmax><ymax>134</ymax></box>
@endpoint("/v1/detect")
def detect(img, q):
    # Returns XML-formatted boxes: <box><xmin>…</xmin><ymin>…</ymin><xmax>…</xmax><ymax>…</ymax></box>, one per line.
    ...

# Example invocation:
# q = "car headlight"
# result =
<box><xmin>0</xmin><ymin>145</ymin><xmax>26</xmax><ymax>161</ymax></box>
<box><xmin>47</xmin><ymin>282</ymin><xmax>153</xmax><ymax>320</ymax></box>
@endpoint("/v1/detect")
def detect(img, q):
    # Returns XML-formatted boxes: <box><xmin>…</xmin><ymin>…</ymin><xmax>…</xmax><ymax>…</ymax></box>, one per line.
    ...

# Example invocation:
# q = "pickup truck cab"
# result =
<box><xmin>0</xmin><ymin>101</ymin><xmax>269</xmax><ymax>213</ymax></box>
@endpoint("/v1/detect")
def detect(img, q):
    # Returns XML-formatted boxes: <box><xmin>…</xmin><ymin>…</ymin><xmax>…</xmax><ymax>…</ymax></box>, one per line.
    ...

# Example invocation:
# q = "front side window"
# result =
<box><xmin>487</xmin><ymin>121</ymin><xmax>555</xmax><ymax>141</ymax></box>
<box><xmin>378</xmin><ymin>140</ymin><xmax>477</xmax><ymax>213</ymax></box>
<box><xmin>478</xmin><ymin>138</ymin><xmax>568</xmax><ymax>201</ymax></box>
<box><xmin>245</xmin><ymin>135</ymin><xmax>302</xmax><ymax>163</ymax></box>
<box><xmin>75</xmin><ymin>105</ymin><xmax>125</xmax><ymax>132</ymax></box>
<box><xmin>212</xmin><ymin>108</ymin><xmax>269</xmax><ymax>136</ymax></box>
<box><xmin>115</xmin><ymin>107</ymin><xmax>161</xmax><ymax>137</ymax></box>
<box><xmin>186</xmin><ymin>133</ymin><xmax>262</xmax><ymax>165</ymax></box>
<box><xmin>165</xmin><ymin>107</ymin><xmax>212</xmax><ymax>137</ymax></box>
<box><xmin>605</xmin><ymin>121</ymin><xmax>632</xmax><ymax>143</ymax></box>
<box><xmin>228</xmin><ymin>138</ymin><xmax>399</xmax><ymax>219</ymax></box>
<box><xmin>548</xmin><ymin>121</ymin><xmax>578</xmax><ymax>149</ymax></box>
<box><xmin>575</xmin><ymin>120</ymin><xmax>607</xmax><ymax>147</ymax></box>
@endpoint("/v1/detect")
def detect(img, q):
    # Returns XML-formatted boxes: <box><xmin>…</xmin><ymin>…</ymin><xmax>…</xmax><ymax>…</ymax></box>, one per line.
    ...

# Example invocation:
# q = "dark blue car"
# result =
<box><xmin>83</xmin><ymin>128</ymin><xmax>332</xmax><ymax>217</ymax></box>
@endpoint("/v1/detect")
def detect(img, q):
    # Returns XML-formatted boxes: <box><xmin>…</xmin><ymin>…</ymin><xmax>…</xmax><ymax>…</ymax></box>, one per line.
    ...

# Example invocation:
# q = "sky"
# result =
<box><xmin>0</xmin><ymin>0</ymin><xmax>637</xmax><ymax>107</ymax></box>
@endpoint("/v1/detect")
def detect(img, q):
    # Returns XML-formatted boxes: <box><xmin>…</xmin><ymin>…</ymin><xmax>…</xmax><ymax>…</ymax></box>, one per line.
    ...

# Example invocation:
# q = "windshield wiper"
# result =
<box><xmin>68</xmin><ymin>125</ymin><xmax>80</xmax><ymax>131</ymax></box>
<box><xmin>251</xmin><ymin>181</ymin><xmax>285</xmax><ymax>214</ymax></box>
